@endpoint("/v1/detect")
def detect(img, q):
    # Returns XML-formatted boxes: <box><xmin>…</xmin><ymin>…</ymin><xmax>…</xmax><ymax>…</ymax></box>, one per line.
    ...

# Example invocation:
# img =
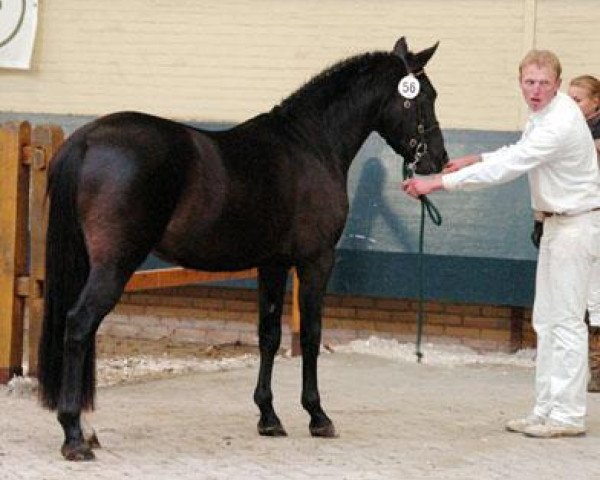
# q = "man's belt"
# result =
<box><xmin>540</xmin><ymin>206</ymin><xmax>600</xmax><ymax>218</ymax></box>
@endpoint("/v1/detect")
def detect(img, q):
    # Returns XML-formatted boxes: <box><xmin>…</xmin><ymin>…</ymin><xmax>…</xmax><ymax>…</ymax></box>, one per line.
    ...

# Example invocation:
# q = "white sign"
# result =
<box><xmin>0</xmin><ymin>0</ymin><xmax>38</xmax><ymax>69</ymax></box>
<box><xmin>398</xmin><ymin>74</ymin><xmax>420</xmax><ymax>99</ymax></box>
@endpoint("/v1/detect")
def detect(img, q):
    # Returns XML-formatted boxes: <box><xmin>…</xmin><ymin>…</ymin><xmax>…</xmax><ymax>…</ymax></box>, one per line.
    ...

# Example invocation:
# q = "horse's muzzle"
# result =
<box><xmin>414</xmin><ymin>149</ymin><xmax>448</xmax><ymax>175</ymax></box>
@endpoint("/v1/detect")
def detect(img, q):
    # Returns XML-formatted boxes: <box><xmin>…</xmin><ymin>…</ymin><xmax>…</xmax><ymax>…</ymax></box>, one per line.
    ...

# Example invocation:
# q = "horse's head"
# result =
<box><xmin>377</xmin><ymin>37</ymin><xmax>448</xmax><ymax>175</ymax></box>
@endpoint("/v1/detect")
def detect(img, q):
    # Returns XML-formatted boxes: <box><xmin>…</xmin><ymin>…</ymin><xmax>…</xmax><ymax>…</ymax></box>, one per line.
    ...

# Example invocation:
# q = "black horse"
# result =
<box><xmin>38</xmin><ymin>37</ymin><xmax>447</xmax><ymax>460</ymax></box>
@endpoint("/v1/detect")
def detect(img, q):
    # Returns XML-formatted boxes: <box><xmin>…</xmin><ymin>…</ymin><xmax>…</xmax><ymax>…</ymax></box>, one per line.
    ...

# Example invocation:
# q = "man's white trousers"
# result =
<box><xmin>532</xmin><ymin>210</ymin><xmax>600</xmax><ymax>427</ymax></box>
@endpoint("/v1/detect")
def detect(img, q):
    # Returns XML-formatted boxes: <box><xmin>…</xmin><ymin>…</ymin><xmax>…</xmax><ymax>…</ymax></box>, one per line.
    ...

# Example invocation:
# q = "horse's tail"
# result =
<box><xmin>38</xmin><ymin>135</ymin><xmax>94</xmax><ymax>411</ymax></box>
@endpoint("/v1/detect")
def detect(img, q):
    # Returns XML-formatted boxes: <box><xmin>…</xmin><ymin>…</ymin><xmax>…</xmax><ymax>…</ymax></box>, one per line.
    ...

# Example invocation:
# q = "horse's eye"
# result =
<box><xmin>404</xmin><ymin>100</ymin><xmax>411</xmax><ymax>109</ymax></box>
<box><xmin>409</xmin><ymin>139</ymin><xmax>417</xmax><ymax>148</ymax></box>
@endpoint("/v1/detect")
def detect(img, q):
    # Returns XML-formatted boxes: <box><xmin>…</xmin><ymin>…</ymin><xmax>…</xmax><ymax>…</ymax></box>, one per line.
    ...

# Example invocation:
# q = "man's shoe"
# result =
<box><xmin>505</xmin><ymin>414</ymin><xmax>545</xmax><ymax>433</ymax></box>
<box><xmin>523</xmin><ymin>419</ymin><xmax>586</xmax><ymax>438</ymax></box>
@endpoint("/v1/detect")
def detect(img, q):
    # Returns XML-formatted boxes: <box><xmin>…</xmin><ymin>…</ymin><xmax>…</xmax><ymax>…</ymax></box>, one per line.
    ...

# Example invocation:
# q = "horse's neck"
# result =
<box><xmin>276</xmin><ymin>92</ymin><xmax>379</xmax><ymax>175</ymax></box>
<box><xmin>321</xmin><ymin>96</ymin><xmax>380</xmax><ymax>173</ymax></box>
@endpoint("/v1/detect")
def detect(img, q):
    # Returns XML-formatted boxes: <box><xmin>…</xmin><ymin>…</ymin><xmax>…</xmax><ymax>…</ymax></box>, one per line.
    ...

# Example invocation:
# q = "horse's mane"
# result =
<box><xmin>219</xmin><ymin>51</ymin><xmax>402</xmax><ymax>151</ymax></box>
<box><xmin>277</xmin><ymin>51</ymin><xmax>399</xmax><ymax>114</ymax></box>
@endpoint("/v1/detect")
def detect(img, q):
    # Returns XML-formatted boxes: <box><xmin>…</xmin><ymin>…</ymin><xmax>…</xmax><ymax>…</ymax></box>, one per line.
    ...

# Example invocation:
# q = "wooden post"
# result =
<box><xmin>27</xmin><ymin>125</ymin><xmax>64</xmax><ymax>376</ymax></box>
<box><xmin>291</xmin><ymin>269</ymin><xmax>301</xmax><ymax>356</ymax></box>
<box><xmin>510</xmin><ymin>306</ymin><xmax>524</xmax><ymax>353</ymax></box>
<box><xmin>0</xmin><ymin>122</ymin><xmax>31</xmax><ymax>383</ymax></box>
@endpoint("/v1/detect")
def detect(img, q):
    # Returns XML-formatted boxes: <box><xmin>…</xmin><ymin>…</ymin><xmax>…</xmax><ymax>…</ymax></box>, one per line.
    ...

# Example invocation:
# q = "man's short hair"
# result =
<box><xmin>519</xmin><ymin>50</ymin><xmax>562</xmax><ymax>80</ymax></box>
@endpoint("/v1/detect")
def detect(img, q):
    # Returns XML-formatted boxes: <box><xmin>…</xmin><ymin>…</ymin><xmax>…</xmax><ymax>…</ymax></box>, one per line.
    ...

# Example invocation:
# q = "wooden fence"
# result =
<box><xmin>0</xmin><ymin>122</ymin><xmax>61</xmax><ymax>383</ymax></box>
<box><xmin>0</xmin><ymin>121</ymin><xmax>300</xmax><ymax>384</ymax></box>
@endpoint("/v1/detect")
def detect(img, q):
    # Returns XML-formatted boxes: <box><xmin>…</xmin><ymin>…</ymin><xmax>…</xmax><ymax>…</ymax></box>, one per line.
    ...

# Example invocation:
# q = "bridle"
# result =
<box><xmin>400</xmin><ymin>70</ymin><xmax>441</xmax><ymax>177</ymax></box>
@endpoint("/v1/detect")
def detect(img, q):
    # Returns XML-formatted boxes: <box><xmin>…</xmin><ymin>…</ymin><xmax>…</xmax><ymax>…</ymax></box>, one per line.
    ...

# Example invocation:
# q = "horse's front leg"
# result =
<box><xmin>297</xmin><ymin>252</ymin><xmax>337</xmax><ymax>438</ymax></box>
<box><xmin>254</xmin><ymin>265</ymin><xmax>288</xmax><ymax>436</ymax></box>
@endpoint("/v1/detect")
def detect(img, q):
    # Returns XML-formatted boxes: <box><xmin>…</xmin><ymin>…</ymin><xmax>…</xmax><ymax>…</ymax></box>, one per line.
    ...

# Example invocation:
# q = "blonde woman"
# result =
<box><xmin>568</xmin><ymin>75</ymin><xmax>600</xmax><ymax>156</ymax></box>
<box><xmin>568</xmin><ymin>75</ymin><xmax>600</xmax><ymax>392</ymax></box>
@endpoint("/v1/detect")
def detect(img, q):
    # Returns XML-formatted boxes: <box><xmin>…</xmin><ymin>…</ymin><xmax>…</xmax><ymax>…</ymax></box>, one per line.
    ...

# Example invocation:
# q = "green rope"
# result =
<box><xmin>403</xmin><ymin>162</ymin><xmax>442</xmax><ymax>363</ymax></box>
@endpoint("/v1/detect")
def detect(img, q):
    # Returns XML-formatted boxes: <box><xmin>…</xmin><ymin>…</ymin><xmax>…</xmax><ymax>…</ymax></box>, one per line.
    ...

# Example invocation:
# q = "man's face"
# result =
<box><xmin>519</xmin><ymin>64</ymin><xmax>561</xmax><ymax>112</ymax></box>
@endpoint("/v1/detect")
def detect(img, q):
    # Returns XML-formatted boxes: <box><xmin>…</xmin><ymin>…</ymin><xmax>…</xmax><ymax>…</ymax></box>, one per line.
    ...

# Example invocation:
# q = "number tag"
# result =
<box><xmin>398</xmin><ymin>74</ymin><xmax>420</xmax><ymax>99</ymax></box>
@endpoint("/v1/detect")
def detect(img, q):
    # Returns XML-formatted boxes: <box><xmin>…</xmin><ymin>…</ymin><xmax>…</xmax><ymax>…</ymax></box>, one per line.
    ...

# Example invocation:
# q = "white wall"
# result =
<box><xmin>0</xmin><ymin>0</ymin><xmax>597</xmax><ymax>130</ymax></box>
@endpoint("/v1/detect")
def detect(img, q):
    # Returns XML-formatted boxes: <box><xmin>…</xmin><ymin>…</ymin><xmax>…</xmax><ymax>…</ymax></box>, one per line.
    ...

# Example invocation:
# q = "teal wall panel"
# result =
<box><xmin>1</xmin><ymin>112</ymin><xmax>536</xmax><ymax>306</ymax></box>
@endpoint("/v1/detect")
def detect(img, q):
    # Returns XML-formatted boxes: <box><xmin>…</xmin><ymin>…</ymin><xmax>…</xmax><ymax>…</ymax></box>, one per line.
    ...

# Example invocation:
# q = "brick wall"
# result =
<box><xmin>97</xmin><ymin>286</ymin><xmax>536</xmax><ymax>357</ymax></box>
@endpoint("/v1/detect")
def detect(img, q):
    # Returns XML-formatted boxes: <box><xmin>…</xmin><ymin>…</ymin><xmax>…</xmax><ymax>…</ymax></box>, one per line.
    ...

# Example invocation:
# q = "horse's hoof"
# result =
<box><xmin>258</xmin><ymin>421</ymin><xmax>288</xmax><ymax>437</ymax></box>
<box><xmin>310</xmin><ymin>421</ymin><xmax>338</xmax><ymax>438</ymax></box>
<box><xmin>85</xmin><ymin>433</ymin><xmax>101</xmax><ymax>450</ymax></box>
<box><xmin>61</xmin><ymin>442</ymin><xmax>95</xmax><ymax>461</ymax></box>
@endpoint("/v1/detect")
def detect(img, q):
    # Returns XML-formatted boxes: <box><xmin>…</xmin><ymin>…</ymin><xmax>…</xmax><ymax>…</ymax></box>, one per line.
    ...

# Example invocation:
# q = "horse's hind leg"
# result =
<box><xmin>297</xmin><ymin>252</ymin><xmax>337</xmax><ymax>438</ymax></box>
<box><xmin>254</xmin><ymin>265</ymin><xmax>288</xmax><ymax>436</ymax></box>
<box><xmin>58</xmin><ymin>264</ymin><xmax>133</xmax><ymax>460</ymax></box>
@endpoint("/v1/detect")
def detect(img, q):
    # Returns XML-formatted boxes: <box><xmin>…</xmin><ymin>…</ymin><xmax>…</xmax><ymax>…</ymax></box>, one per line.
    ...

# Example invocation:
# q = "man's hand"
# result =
<box><xmin>442</xmin><ymin>154</ymin><xmax>481</xmax><ymax>173</ymax></box>
<box><xmin>531</xmin><ymin>220</ymin><xmax>543</xmax><ymax>248</ymax></box>
<box><xmin>402</xmin><ymin>176</ymin><xmax>443</xmax><ymax>199</ymax></box>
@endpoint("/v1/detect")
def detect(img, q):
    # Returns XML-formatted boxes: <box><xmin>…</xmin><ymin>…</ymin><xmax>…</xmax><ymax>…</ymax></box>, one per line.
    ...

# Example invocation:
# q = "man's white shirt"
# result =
<box><xmin>442</xmin><ymin>92</ymin><xmax>600</xmax><ymax>215</ymax></box>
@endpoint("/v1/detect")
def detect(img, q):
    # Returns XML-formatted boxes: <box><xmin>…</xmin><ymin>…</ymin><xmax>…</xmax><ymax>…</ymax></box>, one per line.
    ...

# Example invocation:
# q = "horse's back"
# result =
<box><xmin>84</xmin><ymin>111</ymin><xmax>199</xmax><ymax>158</ymax></box>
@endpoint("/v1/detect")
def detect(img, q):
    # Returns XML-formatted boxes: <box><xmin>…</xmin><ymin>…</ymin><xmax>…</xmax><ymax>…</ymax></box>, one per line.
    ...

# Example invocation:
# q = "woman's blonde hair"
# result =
<box><xmin>569</xmin><ymin>75</ymin><xmax>600</xmax><ymax>100</ymax></box>
<box><xmin>519</xmin><ymin>49</ymin><xmax>562</xmax><ymax>80</ymax></box>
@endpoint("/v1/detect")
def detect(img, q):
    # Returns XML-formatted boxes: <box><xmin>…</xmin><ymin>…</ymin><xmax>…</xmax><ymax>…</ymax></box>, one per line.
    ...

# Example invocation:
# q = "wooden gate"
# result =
<box><xmin>0</xmin><ymin>121</ymin><xmax>301</xmax><ymax>384</ymax></box>
<box><xmin>0</xmin><ymin>121</ymin><xmax>63</xmax><ymax>383</ymax></box>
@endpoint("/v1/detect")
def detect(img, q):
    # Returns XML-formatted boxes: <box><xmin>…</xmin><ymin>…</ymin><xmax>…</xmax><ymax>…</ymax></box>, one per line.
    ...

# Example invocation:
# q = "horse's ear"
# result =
<box><xmin>392</xmin><ymin>37</ymin><xmax>409</xmax><ymax>58</ymax></box>
<box><xmin>412</xmin><ymin>41</ymin><xmax>439</xmax><ymax>70</ymax></box>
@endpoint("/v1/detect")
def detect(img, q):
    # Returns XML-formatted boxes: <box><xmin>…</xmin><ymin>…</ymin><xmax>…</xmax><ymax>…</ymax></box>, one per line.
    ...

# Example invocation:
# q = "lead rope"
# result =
<box><xmin>402</xmin><ymin>161</ymin><xmax>442</xmax><ymax>363</ymax></box>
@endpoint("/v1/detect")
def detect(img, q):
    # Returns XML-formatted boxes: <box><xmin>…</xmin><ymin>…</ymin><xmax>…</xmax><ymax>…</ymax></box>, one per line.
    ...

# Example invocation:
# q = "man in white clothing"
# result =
<box><xmin>403</xmin><ymin>50</ymin><xmax>600</xmax><ymax>438</ymax></box>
